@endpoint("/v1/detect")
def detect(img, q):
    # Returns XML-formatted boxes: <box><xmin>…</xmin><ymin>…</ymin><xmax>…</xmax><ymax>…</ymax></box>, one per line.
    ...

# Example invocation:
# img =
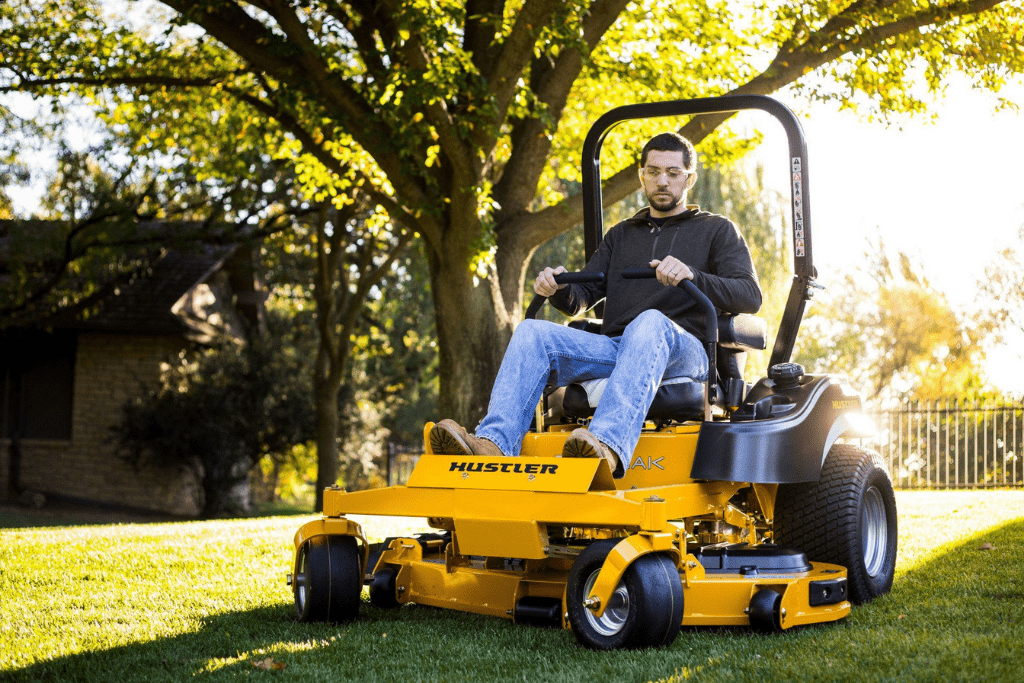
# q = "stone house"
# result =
<box><xmin>1</xmin><ymin>231</ymin><xmax>264</xmax><ymax>516</ymax></box>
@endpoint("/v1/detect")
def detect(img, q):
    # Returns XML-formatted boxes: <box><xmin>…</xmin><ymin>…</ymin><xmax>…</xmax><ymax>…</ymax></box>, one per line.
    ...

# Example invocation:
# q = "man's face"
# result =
<box><xmin>640</xmin><ymin>149</ymin><xmax>691</xmax><ymax>216</ymax></box>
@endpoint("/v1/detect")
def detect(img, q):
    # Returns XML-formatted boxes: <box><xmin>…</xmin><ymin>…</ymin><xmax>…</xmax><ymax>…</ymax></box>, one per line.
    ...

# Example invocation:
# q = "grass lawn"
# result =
<box><xmin>2</xmin><ymin>490</ymin><xmax>1022</xmax><ymax>683</ymax></box>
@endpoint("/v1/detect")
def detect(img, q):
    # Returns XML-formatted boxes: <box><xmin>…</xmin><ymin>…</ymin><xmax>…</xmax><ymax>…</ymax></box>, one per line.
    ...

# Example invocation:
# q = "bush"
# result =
<box><xmin>116</xmin><ymin>331</ymin><xmax>315</xmax><ymax>518</ymax></box>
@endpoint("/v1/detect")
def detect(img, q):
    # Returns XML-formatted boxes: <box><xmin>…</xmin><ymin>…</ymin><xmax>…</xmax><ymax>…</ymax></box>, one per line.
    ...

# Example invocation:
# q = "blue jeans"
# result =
<box><xmin>476</xmin><ymin>309</ymin><xmax>708</xmax><ymax>460</ymax></box>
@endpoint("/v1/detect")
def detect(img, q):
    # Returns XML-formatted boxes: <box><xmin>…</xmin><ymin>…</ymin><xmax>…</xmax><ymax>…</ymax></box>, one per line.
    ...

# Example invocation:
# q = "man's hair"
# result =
<box><xmin>640</xmin><ymin>133</ymin><xmax>696</xmax><ymax>171</ymax></box>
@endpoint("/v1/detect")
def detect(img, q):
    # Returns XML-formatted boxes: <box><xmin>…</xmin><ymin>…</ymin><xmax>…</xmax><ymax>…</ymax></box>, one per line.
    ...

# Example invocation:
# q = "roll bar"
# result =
<box><xmin>580</xmin><ymin>95</ymin><xmax>820</xmax><ymax>368</ymax></box>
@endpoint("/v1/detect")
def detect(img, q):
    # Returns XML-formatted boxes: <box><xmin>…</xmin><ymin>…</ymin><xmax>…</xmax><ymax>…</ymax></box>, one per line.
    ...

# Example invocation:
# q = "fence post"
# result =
<box><xmin>950</xmin><ymin>397</ymin><xmax>958</xmax><ymax>489</ymax></box>
<box><xmin>926</xmin><ymin>399</ymin><xmax>933</xmax><ymax>488</ymax></box>
<box><xmin>944</xmin><ymin>398</ymin><xmax>950</xmax><ymax>489</ymax></box>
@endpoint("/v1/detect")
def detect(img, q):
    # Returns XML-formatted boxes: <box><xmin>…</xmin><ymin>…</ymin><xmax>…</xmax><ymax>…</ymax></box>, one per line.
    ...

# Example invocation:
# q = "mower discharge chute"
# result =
<box><xmin>288</xmin><ymin>95</ymin><xmax>898</xmax><ymax>650</ymax></box>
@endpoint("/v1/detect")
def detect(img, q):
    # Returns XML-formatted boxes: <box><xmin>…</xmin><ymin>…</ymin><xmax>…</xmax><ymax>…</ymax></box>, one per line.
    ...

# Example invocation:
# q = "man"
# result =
<box><xmin>430</xmin><ymin>132</ymin><xmax>761</xmax><ymax>476</ymax></box>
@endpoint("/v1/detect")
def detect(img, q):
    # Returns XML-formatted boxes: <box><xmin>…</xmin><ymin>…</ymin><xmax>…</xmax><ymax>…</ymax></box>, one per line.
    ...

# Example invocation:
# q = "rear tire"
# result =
<box><xmin>775</xmin><ymin>443</ymin><xmax>898</xmax><ymax>604</ymax></box>
<box><xmin>294</xmin><ymin>535</ymin><xmax>362</xmax><ymax>623</ymax></box>
<box><xmin>566</xmin><ymin>539</ymin><xmax>683</xmax><ymax>650</ymax></box>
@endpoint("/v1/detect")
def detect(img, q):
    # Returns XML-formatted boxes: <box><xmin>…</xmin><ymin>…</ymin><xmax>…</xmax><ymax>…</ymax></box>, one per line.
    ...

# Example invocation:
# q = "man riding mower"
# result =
<box><xmin>288</xmin><ymin>95</ymin><xmax>898</xmax><ymax>651</ymax></box>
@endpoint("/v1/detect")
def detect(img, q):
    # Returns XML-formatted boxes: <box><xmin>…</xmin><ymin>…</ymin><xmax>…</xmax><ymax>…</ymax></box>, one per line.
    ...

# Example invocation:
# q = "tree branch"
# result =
<box><xmin>322</xmin><ymin>1</ymin><xmax>389</xmax><ymax>85</ymax></box>
<box><xmin>391</xmin><ymin>33</ymin><xmax>476</xmax><ymax>187</ymax></box>
<box><xmin>157</xmin><ymin>0</ymin><xmax>399</xmax><ymax>178</ymax></box>
<box><xmin>0</xmin><ymin>73</ymin><xmax>235</xmax><ymax>93</ymax></box>
<box><xmin>464</xmin><ymin>0</ymin><xmax>505</xmax><ymax>74</ymax></box>
<box><xmin>484</xmin><ymin>0</ymin><xmax>560</xmax><ymax>131</ymax></box>
<box><xmin>493</xmin><ymin>0</ymin><xmax>631</xmax><ymax>217</ymax></box>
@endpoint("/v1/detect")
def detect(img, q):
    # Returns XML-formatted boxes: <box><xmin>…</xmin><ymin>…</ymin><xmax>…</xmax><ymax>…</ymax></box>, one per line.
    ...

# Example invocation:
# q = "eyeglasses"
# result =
<box><xmin>642</xmin><ymin>166</ymin><xmax>689</xmax><ymax>180</ymax></box>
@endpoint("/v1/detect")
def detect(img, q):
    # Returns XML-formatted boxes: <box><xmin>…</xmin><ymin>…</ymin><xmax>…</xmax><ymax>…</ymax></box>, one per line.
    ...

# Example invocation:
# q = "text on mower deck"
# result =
<box><xmin>449</xmin><ymin>461</ymin><xmax>559</xmax><ymax>474</ymax></box>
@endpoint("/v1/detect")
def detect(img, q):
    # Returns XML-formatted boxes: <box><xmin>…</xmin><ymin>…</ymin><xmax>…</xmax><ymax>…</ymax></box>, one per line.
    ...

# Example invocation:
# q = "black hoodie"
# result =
<box><xmin>548</xmin><ymin>206</ymin><xmax>762</xmax><ymax>339</ymax></box>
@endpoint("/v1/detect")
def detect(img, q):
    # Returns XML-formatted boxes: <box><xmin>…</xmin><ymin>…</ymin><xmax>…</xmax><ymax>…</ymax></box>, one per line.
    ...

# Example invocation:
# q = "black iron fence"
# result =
<box><xmin>385</xmin><ymin>400</ymin><xmax>1024</xmax><ymax>489</ymax></box>
<box><xmin>386</xmin><ymin>442</ymin><xmax>421</xmax><ymax>487</ymax></box>
<box><xmin>862</xmin><ymin>400</ymin><xmax>1023</xmax><ymax>489</ymax></box>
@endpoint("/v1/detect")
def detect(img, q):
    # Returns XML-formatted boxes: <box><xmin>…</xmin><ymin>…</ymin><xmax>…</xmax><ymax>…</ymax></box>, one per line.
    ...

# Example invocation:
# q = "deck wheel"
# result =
<box><xmin>748</xmin><ymin>588</ymin><xmax>782</xmax><ymax>633</ymax></box>
<box><xmin>369</xmin><ymin>566</ymin><xmax>401</xmax><ymax>609</ymax></box>
<box><xmin>294</xmin><ymin>535</ymin><xmax>361</xmax><ymax>623</ymax></box>
<box><xmin>566</xmin><ymin>539</ymin><xmax>683</xmax><ymax>650</ymax></box>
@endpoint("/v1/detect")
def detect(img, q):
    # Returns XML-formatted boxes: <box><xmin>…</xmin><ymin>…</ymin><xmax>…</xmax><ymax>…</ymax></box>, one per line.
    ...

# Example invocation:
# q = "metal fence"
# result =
<box><xmin>863</xmin><ymin>400</ymin><xmax>1023</xmax><ymax>489</ymax></box>
<box><xmin>386</xmin><ymin>442</ymin><xmax>421</xmax><ymax>487</ymax></box>
<box><xmin>385</xmin><ymin>400</ymin><xmax>1024</xmax><ymax>490</ymax></box>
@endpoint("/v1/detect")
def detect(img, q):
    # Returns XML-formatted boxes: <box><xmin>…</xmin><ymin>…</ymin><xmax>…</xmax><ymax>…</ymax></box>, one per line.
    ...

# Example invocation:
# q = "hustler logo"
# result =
<box><xmin>448</xmin><ymin>461</ymin><xmax>559</xmax><ymax>475</ymax></box>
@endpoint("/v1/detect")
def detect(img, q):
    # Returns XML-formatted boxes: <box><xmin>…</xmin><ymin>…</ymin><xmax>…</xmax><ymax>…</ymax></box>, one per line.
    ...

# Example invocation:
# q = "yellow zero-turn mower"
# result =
<box><xmin>288</xmin><ymin>95</ymin><xmax>898</xmax><ymax>650</ymax></box>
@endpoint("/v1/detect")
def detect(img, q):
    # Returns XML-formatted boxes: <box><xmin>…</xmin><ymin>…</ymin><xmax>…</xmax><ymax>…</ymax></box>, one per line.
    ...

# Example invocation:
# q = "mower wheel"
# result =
<box><xmin>748</xmin><ymin>589</ymin><xmax>782</xmax><ymax>633</ymax></box>
<box><xmin>294</xmin><ymin>535</ymin><xmax>362</xmax><ymax>623</ymax></box>
<box><xmin>369</xmin><ymin>567</ymin><xmax>401</xmax><ymax>609</ymax></box>
<box><xmin>775</xmin><ymin>443</ymin><xmax>898</xmax><ymax>604</ymax></box>
<box><xmin>566</xmin><ymin>539</ymin><xmax>683</xmax><ymax>650</ymax></box>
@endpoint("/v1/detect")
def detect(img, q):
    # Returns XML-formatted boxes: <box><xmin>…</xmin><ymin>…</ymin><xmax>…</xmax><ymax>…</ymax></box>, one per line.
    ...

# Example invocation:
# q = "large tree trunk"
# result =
<box><xmin>430</xmin><ymin>249</ymin><xmax>516</xmax><ymax>428</ymax></box>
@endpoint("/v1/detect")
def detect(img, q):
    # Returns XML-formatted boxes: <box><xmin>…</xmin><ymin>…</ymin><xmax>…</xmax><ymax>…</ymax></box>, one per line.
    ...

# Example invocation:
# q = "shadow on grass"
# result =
<box><xmin>6</xmin><ymin>518</ymin><xmax>1024</xmax><ymax>683</ymax></box>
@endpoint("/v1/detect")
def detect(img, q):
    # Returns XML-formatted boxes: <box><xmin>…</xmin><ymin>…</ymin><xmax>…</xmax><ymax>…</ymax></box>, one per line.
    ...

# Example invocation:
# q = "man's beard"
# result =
<box><xmin>646</xmin><ymin>188</ymin><xmax>684</xmax><ymax>212</ymax></box>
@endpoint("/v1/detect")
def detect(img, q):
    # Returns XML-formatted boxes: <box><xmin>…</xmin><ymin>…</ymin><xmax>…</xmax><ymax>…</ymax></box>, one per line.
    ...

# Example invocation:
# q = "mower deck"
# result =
<box><xmin>293</xmin><ymin>424</ymin><xmax>851</xmax><ymax>634</ymax></box>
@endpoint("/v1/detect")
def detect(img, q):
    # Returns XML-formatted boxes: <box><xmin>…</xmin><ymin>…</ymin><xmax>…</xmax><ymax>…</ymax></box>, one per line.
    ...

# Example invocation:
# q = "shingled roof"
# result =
<box><xmin>1</xmin><ymin>220</ymin><xmax>263</xmax><ymax>341</ymax></box>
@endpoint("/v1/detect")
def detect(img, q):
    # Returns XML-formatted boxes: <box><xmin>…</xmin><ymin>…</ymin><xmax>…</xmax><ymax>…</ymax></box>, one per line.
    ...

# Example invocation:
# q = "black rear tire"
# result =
<box><xmin>566</xmin><ymin>539</ymin><xmax>683</xmax><ymax>650</ymax></box>
<box><xmin>775</xmin><ymin>443</ymin><xmax>898</xmax><ymax>604</ymax></box>
<box><xmin>294</xmin><ymin>535</ymin><xmax>362</xmax><ymax>623</ymax></box>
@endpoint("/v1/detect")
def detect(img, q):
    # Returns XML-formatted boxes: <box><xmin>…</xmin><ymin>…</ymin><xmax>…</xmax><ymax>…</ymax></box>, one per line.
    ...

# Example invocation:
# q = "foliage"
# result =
<box><xmin>0</xmin><ymin>126</ymin><xmax>300</xmax><ymax>330</ymax></box>
<box><xmin>0</xmin><ymin>145</ymin><xmax>171</xmax><ymax>329</ymax></box>
<box><xmin>115</xmin><ymin>314</ymin><xmax>316</xmax><ymax>518</ymax></box>
<box><xmin>3</xmin><ymin>492</ymin><xmax>1024</xmax><ymax>681</ymax></box>
<box><xmin>4</xmin><ymin>0</ymin><xmax>1022</xmax><ymax>423</ymax></box>
<box><xmin>976</xmin><ymin>225</ymin><xmax>1024</xmax><ymax>341</ymax></box>
<box><xmin>361</xmin><ymin>245</ymin><xmax>439</xmax><ymax>446</ymax></box>
<box><xmin>794</xmin><ymin>240</ymin><xmax>989</xmax><ymax>404</ymax></box>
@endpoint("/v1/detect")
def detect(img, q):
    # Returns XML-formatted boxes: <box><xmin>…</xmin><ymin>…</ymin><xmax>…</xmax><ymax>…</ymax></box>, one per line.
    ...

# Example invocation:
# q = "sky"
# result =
<box><xmin>751</xmin><ymin>78</ymin><xmax>1024</xmax><ymax>396</ymax></box>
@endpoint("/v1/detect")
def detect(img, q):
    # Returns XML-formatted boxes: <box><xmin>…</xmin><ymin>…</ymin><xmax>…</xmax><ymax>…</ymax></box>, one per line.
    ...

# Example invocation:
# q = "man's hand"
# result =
<box><xmin>650</xmin><ymin>257</ymin><xmax>694</xmax><ymax>287</ymax></box>
<box><xmin>534</xmin><ymin>266</ymin><xmax>568</xmax><ymax>296</ymax></box>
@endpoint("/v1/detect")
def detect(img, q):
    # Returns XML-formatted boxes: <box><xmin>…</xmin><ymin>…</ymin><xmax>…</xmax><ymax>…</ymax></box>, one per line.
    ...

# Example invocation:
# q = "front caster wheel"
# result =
<box><xmin>748</xmin><ymin>588</ymin><xmax>782</xmax><ymax>633</ymax></box>
<box><xmin>369</xmin><ymin>566</ymin><xmax>401</xmax><ymax>609</ymax></box>
<box><xmin>294</xmin><ymin>535</ymin><xmax>362</xmax><ymax>623</ymax></box>
<box><xmin>566</xmin><ymin>539</ymin><xmax>683</xmax><ymax>650</ymax></box>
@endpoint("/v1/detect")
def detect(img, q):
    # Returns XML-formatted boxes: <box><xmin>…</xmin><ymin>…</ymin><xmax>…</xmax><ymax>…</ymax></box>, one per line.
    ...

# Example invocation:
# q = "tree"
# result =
<box><xmin>794</xmin><ymin>240</ymin><xmax>989</xmax><ymax>405</ymax></box>
<box><xmin>261</xmin><ymin>198</ymin><xmax>436</xmax><ymax>507</ymax></box>
<box><xmin>4</xmin><ymin>0</ymin><xmax>1022</xmax><ymax>425</ymax></box>
<box><xmin>977</xmin><ymin>225</ymin><xmax>1024</xmax><ymax>341</ymax></box>
<box><xmin>301</xmin><ymin>200</ymin><xmax>411</xmax><ymax>508</ymax></box>
<box><xmin>1</xmin><ymin>80</ymin><xmax>417</xmax><ymax>512</ymax></box>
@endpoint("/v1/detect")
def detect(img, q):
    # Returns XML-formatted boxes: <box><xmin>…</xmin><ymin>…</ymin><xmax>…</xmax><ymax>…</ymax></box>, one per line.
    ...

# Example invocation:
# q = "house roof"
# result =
<box><xmin>1</xmin><ymin>219</ymin><xmax>263</xmax><ymax>340</ymax></box>
<box><xmin>61</xmin><ymin>245</ymin><xmax>238</xmax><ymax>335</ymax></box>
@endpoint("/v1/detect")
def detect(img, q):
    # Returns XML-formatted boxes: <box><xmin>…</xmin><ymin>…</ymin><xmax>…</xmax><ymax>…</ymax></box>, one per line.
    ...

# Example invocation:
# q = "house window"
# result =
<box><xmin>1</xmin><ymin>333</ymin><xmax>77</xmax><ymax>440</ymax></box>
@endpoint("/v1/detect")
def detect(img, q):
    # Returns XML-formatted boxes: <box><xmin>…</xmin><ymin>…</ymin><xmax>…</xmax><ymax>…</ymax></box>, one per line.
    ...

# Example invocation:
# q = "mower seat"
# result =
<box><xmin>560</xmin><ymin>313</ymin><xmax>767</xmax><ymax>422</ymax></box>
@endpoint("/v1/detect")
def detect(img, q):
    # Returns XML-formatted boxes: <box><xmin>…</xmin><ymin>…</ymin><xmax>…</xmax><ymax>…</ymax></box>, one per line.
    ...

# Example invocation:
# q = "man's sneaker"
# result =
<box><xmin>561</xmin><ymin>427</ymin><xmax>623</xmax><ymax>478</ymax></box>
<box><xmin>429</xmin><ymin>419</ymin><xmax>504</xmax><ymax>456</ymax></box>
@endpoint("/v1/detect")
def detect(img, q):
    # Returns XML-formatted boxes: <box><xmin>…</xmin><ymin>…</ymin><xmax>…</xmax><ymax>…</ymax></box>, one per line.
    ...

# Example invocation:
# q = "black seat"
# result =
<box><xmin>560</xmin><ymin>313</ymin><xmax>767</xmax><ymax>422</ymax></box>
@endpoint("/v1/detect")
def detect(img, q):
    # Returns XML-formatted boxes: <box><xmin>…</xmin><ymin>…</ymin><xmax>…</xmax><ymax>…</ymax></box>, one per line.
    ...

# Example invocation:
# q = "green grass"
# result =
<box><xmin>1</xmin><ymin>490</ymin><xmax>1023</xmax><ymax>682</ymax></box>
